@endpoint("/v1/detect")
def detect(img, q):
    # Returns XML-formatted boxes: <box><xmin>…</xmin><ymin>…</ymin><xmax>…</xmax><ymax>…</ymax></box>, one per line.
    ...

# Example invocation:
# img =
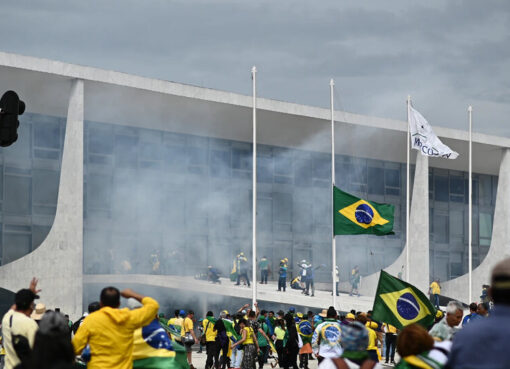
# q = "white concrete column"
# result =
<box><xmin>339</xmin><ymin>153</ymin><xmax>430</xmax><ymax>296</ymax></box>
<box><xmin>443</xmin><ymin>148</ymin><xmax>510</xmax><ymax>302</ymax></box>
<box><xmin>0</xmin><ymin>79</ymin><xmax>84</xmax><ymax>318</ymax></box>
<box><xmin>408</xmin><ymin>154</ymin><xmax>429</xmax><ymax>293</ymax></box>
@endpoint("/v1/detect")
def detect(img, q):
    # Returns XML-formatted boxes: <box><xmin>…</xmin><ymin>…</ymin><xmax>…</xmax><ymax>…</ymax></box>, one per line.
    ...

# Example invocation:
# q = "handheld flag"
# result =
<box><xmin>333</xmin><ymin>186</ymin><xmax>394</xmax><ymax>236</ymax></box>
<box><xmin>409</xmin><ymin>105</ymin><xmax>458</xmax><ymax>159</ymax></box>
<box><xmin>371</xmin><ymin>270</ymin><xmax>435</xmax><ymax>329</ymax></box>
<box><xmin>133</xmin><ymin>319</ymin><xmax>189</xmax><ymax>369</ymax></box>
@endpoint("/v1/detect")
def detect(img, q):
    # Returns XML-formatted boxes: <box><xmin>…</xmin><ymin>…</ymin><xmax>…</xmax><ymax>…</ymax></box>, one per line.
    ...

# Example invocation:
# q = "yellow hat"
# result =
<box><xmin>436</xmin><ymin>310</ymin><xmax>444</xmax><ymax>319</ymax></box>
<box><xmin>346</xmin><ymin>313</ymin><xmax>355</xmax><ymax>320</ymax></box>
<box><xmin>366</xmin><ymin>321</ymin><xmax>378</xmax><ymax>329</ymax></box>
<box><xmin>296</xmin><ymin>312</ymin><xmax>304</xmax><ymax>319</ymax></box>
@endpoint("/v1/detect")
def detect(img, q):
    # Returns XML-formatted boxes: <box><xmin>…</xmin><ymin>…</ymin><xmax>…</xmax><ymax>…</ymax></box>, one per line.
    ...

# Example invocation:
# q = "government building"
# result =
<box><xmin>0</xmin><ymin>52</ymin><xmax>507</xmax><ymax>317</ymax></box>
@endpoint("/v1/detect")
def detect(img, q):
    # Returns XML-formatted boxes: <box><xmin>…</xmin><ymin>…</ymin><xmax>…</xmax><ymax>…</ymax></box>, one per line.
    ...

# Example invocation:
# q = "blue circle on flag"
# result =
<box><xmin>355</xmin><ymin>204</ymin><xmax>374</xmax><ymax>224</ymax></box>
<box><xmin>142</xmin><ymin>320</ymin><xmax>173</xmax><ymax>350</ymax></box>
<box><xmin>323</xmin><ymin>324</ymin><xmax>341</xmax><ymax>344</ymax></box>
<box><xmin>397</xmin><ymin>292</ymin><xmax>420</xmax><ymax>320</ymax></box>
<box><xmin>299</xmin><ymin>321</ymin><xmax>313</xmax><ymax>336</ymax></box>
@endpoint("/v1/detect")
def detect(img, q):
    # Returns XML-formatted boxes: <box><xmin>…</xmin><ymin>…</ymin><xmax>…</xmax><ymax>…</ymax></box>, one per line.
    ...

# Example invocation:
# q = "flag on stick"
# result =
<box><xmin>371</xmin><ymin>271</ymin><xmax>435</xmax><ymax>330</ymax></box>
<box><xmin>409</xmin><ymin>105</ymin><xmax>459</xmax><ymax>159</ymax></box>
<box><xmin>333</xmin><ymin>186</ymin><xmax>394</xmax><ymax>236</ymax></box>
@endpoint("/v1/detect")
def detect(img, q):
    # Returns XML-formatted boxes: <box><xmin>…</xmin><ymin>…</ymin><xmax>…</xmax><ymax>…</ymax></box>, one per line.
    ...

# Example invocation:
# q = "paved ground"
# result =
<box><xmin>188</xmin><ymin>347</ymin><xmax>397</xmax><ymax>369</ymax></box>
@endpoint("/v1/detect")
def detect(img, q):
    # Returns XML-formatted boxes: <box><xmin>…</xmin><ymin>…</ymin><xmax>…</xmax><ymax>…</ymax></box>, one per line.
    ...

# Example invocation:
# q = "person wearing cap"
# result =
<box><xmin>278</xmin><ymin>260</ymin><xmax>287</xmax><ymax>292</ymax></box>
<box><xmin>236</xmin><ymin>253</ymin><xmax>250</xmax><ymax>287</ymax></box>
<box><xmin>312</xmin><ymin>307</ymin><xmax>342</xmax><ymax>363</ymax></box>
<box><xmin>72</xmin><ymin>287</ymin><xmax>159</xmax><ymax>369</ymax></box>
<box><xmin>30</xmin><ymin>303</ymin><xmax>46</xmax><ymax>324</ymax></box>
<box><xmin>1</xmin><ymin>278</ymin><xmax>40</xmax><ymax>369</ymax></box>
<box><xmin>448</xmin><ymin>257</ymin><xmax>510</xmax><ymax>368</ymax></box>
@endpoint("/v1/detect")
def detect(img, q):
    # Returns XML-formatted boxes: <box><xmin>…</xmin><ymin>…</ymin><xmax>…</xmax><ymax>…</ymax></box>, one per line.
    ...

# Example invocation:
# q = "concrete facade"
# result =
<box><xmin>442</xmin><ymin>148</ymin><xmax>510</xmax><ymax>302</ymax></box>
<box><xmin>0</xmin><ymin>79</ymin><xmax>83</xmax><ymax>318</ymax></box>
<box><xmin>0</xmin><ymin>52</ymin><xmax>509</xmax><ymax>316</ymax></box>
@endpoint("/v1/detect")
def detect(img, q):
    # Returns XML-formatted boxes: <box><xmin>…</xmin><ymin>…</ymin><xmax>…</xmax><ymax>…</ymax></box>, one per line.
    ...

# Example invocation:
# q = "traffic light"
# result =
<box><xmin>0</xmin><ymin>90</ymin><xmax>25</xmax><ymax>147</ymax></box>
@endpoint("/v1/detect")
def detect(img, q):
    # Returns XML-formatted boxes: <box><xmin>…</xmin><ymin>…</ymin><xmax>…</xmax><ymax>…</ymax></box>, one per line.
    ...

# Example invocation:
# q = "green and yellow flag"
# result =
<box><xmin>371</xmin><ymin>271</ymin><xmax>435</xmax><ymax>330</ymax></box>
<box><xmin>333</xmin><ymin>186</ymin><xmax>394</xmax><ymax>236</ymax></box>
<box><xmin>133</xmin><ymin>319</ymin><xmax>189</xmax><ymax>369</ymax></box>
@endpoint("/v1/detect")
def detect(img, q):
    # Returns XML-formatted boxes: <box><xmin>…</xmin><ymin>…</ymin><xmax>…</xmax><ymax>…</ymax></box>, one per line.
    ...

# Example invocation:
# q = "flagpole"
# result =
<box><xmin>330</xmin><ymin>79</ymin><xmax>336</xmax><ymax>308</ymax></box>
<box><xmin>468</xmin><ymin>105</ymin><xmax>473</xmax><ymax>303</ymax></box>
<box><xmin>251</xmin><ymin>66</ymin><xmax>257</xmax><ymax>309</ymax></box>
<box><xmin>406</xmin><ymin>96</ymin><xmax>411</xmax><ymax>282</ymax></box>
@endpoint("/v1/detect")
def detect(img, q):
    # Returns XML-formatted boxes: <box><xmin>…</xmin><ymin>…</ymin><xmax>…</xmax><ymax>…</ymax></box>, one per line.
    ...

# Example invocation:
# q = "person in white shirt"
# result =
<box><xmin>1</xmin><ymin>278</ymin><xmax>40</xmax><ymax>369</ymax></box>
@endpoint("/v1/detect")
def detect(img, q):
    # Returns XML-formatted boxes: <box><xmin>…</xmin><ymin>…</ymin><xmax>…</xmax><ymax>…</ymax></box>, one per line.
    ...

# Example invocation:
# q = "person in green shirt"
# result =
<box><xmin>256</xmin><ymin>316</ymin><xmax>271</xmax><ymax>369</ymax></box>
<box><xmin>259</xmin><ymin>256</ymin><xmax>269</xmax><ymax>284</ymax></box>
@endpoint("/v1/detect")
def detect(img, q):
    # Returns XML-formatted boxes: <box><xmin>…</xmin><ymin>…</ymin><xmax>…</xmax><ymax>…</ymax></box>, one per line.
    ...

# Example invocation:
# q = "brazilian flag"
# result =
<box><xmin>333</xmin><ymin>186</ymin><xmax>394</xmax><ymax>236</ymax></box>
<box><xmin>371</xmin><ymin>271</ymin><xmax>435</xmax><ymax>330</ymax></box>
<box><xmin>133</xmin><ymin>319</ymin><xmax>189</xmax><ymax>369</ymax></box>
<box><xmin>297</xmin><ymin>320</ymin><xmax>314</xmax><ymax>345</ymax></box>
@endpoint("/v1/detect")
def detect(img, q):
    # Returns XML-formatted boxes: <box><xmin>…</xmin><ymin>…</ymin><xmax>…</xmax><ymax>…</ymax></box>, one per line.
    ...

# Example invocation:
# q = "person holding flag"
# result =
<box><xmin>296</xmin><ymin>314</ymin><xmax>314</xmax><ymax>369</ymax></box>
<box><xmin>203</xmin><ymin>311</ymin><xmax>219</xmax><ymax>369</ymax></box>
<box><xmin>311</xmin><ymin>307</ymin><xmax>342</xmax><ymax>364</ymax></box>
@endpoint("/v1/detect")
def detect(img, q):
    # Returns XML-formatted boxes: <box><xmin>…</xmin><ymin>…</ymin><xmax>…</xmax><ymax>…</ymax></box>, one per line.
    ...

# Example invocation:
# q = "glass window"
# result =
<box><xmin>434</xmin><ymin>176</ymin><xmax>449</xmax><ymax>202</ymax></box>
<box><xmin>274</xmin><ymin>151</ymin><xmax>292</xmax><ymax>176</ymax></box>
<box><xmin>4</xmin><ymin>176</ymin><xmax>31</xmax><ymax>215</ymax></box>
<box><xmin>294</xmin><ymin>159</ymin><xmax>312</xmax><ymax>187</ymax></box>
<box><xmin>87</xmin><ymin>175</ymin><xmax>111</xmax><ymax>209</ymax></box>
<box><xmin>449</xmin><ymin>210</ymin><xmax>464</xmax><ymax>237</ymax></box>
<box><xmin>479</xmin><ymin>176</ymin><xmax>492</xmax><ymax>206</ymax></box>
<box><xmin>115</xmin><ymin>135</ymin><xmax>138</xmax><ymax>168</ymax></box>
<box><xmin>479</xmin><ymin>212</ymin><xmax>492</xmax><ymax>242</ymax></box>
<box><xmin>3</xmin><ymin>233</ymin><xmax>31</xmax><ymax>264</ymax></box>
<box><xmin>89</xmin><ymin>126</ymin><xmax>114</xmax><ymax>154</ymax></box>
<box><xmin>232</xmin><ymin>149</ymin><xmax>251</xmax><ymax>170</ymax></box>
<box><xmin>32</xmin><ymin>225</ymin><xmax>51</xmax><ymax>249</ymax></box>
<box><xmin>32</xmin><ymin>169</ymin><xmax>59</xmax><ymax>205</ymax></box>
<box><xmin>368</xmin><ymin>167</ymin><xmax>384</xmax><ymax>195</ymax></box>
<box><xmin>34</xmin><ymin>121</ymin><xmax>60</xmax><ymax>149</ymax></box>
<box><xmin>313</xmin><ymin>154</ymin><xmax>330</xmax><ymax>180</ymax></box>
<box><xmin>385</xmin><ymin>168</ymin><xmax>400</xmax><ymax>188</ymax></box>
<box><xmin>433</xmin><ymin>214</ymin><xmax>449</xmax><ymax>243</ymax></box>
<box><xmin>274</xmin><ymin>192</ymin><xmax>292</xmax><ymax>223</ymax></box>
<box><xmin>257</xmin><ymin>156</ymin><xmax>273</xmax><ymax>183</ymax></box>
<box><xmin>188</xmin><ymin>147</ymin><xmax>207</xmax><ymax>166</ymax></box>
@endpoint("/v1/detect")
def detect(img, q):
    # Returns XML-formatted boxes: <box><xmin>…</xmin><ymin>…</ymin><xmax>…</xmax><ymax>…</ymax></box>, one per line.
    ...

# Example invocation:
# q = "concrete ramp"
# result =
<box><xmin>84</xmin><ymin>274</ymin><xmax>375</xmax><ymax>313</ymax></box>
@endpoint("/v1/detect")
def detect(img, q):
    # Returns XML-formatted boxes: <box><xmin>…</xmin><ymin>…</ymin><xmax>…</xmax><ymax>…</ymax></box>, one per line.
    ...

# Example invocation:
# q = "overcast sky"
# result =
<box><xmin>1</xmin><ymin>0</ymin><xmax>510</xmax><ymax>136</ymax></box>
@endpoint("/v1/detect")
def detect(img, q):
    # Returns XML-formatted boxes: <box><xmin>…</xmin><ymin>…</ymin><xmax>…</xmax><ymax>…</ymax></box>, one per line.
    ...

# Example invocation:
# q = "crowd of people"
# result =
<box><xmin>1</xmin><ymin>257</ymin><xmax>510</xmax><ymax>369</ymax></box>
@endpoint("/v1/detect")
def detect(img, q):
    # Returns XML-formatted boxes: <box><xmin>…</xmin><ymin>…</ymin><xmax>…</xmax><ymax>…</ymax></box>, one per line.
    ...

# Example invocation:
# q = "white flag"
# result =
<box><xmin>408</xmin><ymin>105</ymin><xmax>458</xmax><ymax>159</ymax></box>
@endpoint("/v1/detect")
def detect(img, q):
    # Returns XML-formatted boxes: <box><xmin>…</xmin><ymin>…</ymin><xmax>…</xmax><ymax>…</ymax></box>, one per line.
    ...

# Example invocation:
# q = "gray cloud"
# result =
<box><xmin>1</xmin><ymin>0</ymin><xmax>510</xmax><ymax>135</ymax></box>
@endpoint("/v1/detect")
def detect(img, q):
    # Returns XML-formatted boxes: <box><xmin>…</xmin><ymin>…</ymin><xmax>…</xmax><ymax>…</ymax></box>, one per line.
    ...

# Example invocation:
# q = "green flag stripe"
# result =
<box><xmin>371</xmin><ymin>270</ymin><xmax>435</xmax><ymax>330</ymax></box>
<box><xmin>333</xmin><ymin>186</ymin><xmax>395</xmax><ymax>236</ymax></box>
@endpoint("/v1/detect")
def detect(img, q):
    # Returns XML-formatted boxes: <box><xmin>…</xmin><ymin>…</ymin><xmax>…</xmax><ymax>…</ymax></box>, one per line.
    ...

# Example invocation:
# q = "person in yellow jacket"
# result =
<box><xmin>72</xmin><ymin>287</ymin><xmax>159</xmax><ymax>369</ymax></box>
